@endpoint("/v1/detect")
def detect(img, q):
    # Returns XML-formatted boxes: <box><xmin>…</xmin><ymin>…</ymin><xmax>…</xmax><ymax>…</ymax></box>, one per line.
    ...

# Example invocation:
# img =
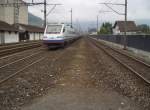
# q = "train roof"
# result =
<box><xmin>47</xmin><ymin>23</ymin><xmax>64</xmax><ymax>25</ymax></box>
<box><xmin>47</xmin><ymin>23</ymin><xmax>72</xmax><ymax>26</ymax></box>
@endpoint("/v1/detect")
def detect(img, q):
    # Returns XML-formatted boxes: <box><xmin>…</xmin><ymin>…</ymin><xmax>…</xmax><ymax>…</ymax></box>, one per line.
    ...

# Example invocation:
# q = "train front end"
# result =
<box><xmin>43</xmin><ymin>24</ymin><xmax>65</xmax><ymax>48</ymax></box>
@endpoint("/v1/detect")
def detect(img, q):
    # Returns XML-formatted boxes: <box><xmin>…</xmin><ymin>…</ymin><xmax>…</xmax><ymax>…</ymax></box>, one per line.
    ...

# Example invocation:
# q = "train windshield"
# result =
<box><xmin>46</xmin><ymin>25</ymin><xmax>62</xmax><ymax>34</ymax></box>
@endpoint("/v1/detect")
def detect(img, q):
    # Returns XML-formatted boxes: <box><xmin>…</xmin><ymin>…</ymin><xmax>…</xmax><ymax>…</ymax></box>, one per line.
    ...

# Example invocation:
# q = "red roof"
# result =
<box><xmin>113</xmin><ymin>21</ymin><xmax>140</xmax><ymax>32</ymax></box>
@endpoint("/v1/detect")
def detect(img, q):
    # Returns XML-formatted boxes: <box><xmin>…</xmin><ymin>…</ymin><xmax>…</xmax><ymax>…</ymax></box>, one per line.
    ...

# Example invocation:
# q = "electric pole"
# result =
<box><xmin>97</xmin><ymin>11</ymin><xmax>111</xmax><ymax>34</ymax></box>
<box><xmin>97</xmin><ymin>15</ymin><xmax>99</xmax><ymax>33</ymax></box>
<box><xmin>99</xmin><ymin>0</ymin><xmax>128</xmax><ymax>49</ymax></box>
<box><xmin>14</xmin><ymin>0</ymin><xmax>19</xmax><ymax>25</ymax></box>
<box><xmin>124</xmin><ymin>0</ymin><xmax>127</xmax><ymax>49</ymax></box>
<box><xmin>70</xmin><ymin>8</ymin><xmax>73</xmax><ymax>28</ymax></box>
<box><xmin>44</xmin><ymin>0</ymin><xmax>47</xmax><ymax>28</ymax></box>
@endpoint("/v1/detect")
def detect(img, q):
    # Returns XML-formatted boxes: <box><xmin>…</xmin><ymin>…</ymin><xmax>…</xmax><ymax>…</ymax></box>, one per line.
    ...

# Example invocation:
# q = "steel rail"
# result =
<box><xmin>0</xmin><ymin>48</ymin><xmax>67</xmax><ymax>85</ymax></box>
<box><xmin>91</xmin><ymin>37</ymin><xmax>150</xmax><ymax>67</ymax></box>
<box><xmin>0</xmin><ymin>57</ymin><xmax>45</xmax><ymax>85</ymax></box>
<box><xmin>0</xmin><ymin>43</ymin><xmax>42</xmax><ymax>57</ymax></box>
<box><xmin>0</xmin><ymin>41</ymin><xmax>41</xmax><ymax>50</ymax></box>
<box><xmin>99</xmin><ymin>41</ymin><xmax>150</xmax><ymax>68</ymax></box>
<box><xmin>0</xmin><ymin>38</ymin><xmax>80</xmax><ymax>85</ymax></box>
<box><xmin>0</xmin><ymin>47</ymin><xmax>44</xmax><ymax>60</ymax></box>
<box><xmin>0</xmin><ymin>43</ymin><xmax>41</xmax><ymax>53</ymax></box>
<box><xmin>0</xmin><ymin>51</ymin><xmax>43</xmax><ymax>69</ymax></box>
<box><xmin>90</xmin><ymin>38</ymin><xmax>150</xmax><ymax>84</ymax></box>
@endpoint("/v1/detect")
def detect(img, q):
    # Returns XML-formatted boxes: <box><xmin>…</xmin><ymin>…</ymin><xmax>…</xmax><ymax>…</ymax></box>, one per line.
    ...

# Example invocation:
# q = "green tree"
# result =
<box><xmin>138</xmin><ymin>24</ymin><xmax>150</xmax><ymax>34</ymax></box>
<box><xmin>98</xmin><ymin>22</ymin><xmax>112</xmax><ymax>34</ymax></box>
<box><xmin>98</xmin><ymin>27</ymin><xmax>107</xmax><ymax>34</ymax></box>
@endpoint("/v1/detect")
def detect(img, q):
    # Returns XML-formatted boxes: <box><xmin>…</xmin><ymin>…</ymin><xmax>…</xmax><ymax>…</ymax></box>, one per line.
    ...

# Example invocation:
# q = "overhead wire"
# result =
<box><xmin>99</xmin><ymin>0</ymin><xmax>125</xmax><ymax>23</ymax></box>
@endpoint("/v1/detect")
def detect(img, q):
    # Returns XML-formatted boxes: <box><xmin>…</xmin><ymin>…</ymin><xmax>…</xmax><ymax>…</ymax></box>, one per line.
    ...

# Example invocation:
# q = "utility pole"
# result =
<box><xmin>14</xmin><ymin>0</ymin><xmax>19</xmax><ymax>25</ymax></box>
<box><xmin>44</xmin><ymin>0</ymin><xmax>47</xmax><ymax>28</ymax></box>
<box><xmin>124</xmin><ymin>0</ymin><xmax>127</xmax><ymax>49</ymax></box>
<box><xmin>99</xmin><ymin>1</ymin><xmax>128</xmax><ymax>49</ymax></box>
<box><xmin>97</xmin><ymin>15</ymin><xmax>99</xmax><ymax>33</ymax></box>
<box><xmin>70</xmin><ymin>8</ymin><xmax>73</xmax><ymax>28</ymax></box>
<box><xmin>97</xmin><ymin>11</ymin><xmax>111</xmax><ymax>34</ymax></box>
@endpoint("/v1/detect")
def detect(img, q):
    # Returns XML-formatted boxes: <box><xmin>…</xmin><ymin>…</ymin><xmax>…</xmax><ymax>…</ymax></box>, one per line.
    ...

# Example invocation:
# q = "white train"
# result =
<box><xmin>43</xmin><ymin>23</ymin><xmax>79</xmax><ymax>48</ymax></box>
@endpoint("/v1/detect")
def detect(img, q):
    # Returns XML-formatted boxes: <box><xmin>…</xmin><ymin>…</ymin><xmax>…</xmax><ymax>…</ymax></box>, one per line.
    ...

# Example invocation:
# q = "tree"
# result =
<box><xmin>98</xmin><ymin>27</ymin><xmax>107</xmax><ymax>34</ymax></box>
<box><xmin>138</xmin><ymin>24</ymin><xmax>150</xmax><ymax>34</ymax></box>
<box><xmin>98</xmin><ymin>22</ymin><xmax>112</xmax><ymax>34</ymax></box>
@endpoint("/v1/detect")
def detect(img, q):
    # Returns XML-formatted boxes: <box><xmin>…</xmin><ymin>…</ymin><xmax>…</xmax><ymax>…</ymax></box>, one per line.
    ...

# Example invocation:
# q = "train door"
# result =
<box><xmin>0</xmin><ymin>33</ymin><xmax>2</xmax><ymax>44</ymax></box>
<box><xmin>0</xmin><ymin>32</ymin><xmax>5</xmax><ymax>44</ymax></box>
<box><xmin>19</xmin><ymin>32</ymin><xmax>25</xmax><ymax>42</ymax></box>
<box><xmin>39</xmin><ymin>33</ymin><xmax>40</xmax><ymax>40</ymax></box>
<box><xmin>34</xmin><ymin>33</ymin><xmax>35</xmax><ymax>40</ymax></box>
<box><xmin>25</xmin><ymin>31</ymin><xmax>29</xmax><ymax>41</ymax></box>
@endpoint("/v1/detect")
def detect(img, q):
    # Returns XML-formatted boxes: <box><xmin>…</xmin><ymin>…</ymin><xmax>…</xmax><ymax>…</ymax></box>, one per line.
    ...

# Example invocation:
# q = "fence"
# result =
<box><xmin>91</xmin><ymin>35</ymin><xmax>150</xmax><ymax>52</ymax></box>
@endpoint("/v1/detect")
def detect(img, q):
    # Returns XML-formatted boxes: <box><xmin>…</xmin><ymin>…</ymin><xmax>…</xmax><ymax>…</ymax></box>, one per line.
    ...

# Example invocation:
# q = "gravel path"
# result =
<box><xmin>21</xmin><ymin>38</ymin><xmax>144</xmax><ymax>110</ymax></box>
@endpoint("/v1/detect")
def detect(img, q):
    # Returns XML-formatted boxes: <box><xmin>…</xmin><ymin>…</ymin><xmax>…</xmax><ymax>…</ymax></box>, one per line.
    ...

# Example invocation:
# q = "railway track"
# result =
<box><xmin>0</xmin><ymin>48</ymin><xmax>67</xmax><ymax>85</ymax></box>
<box><xmin>0</xmin><ymin>50</ymin><xmax>46</xmax><ymax>85</ymax></box>
<box><xmin>0</xmin><ymin>46</ymin><xmax>44</xmax><ymax>61</ymax></box>
<box><xmin>0</xmin><ymin>41</ymin><xmax>41</xmax><ymax>50</ymax></box>
<box><xmin>0</xmin><ymin>41</ymin><xmax>42</xmax><ymax>57</ymax></box>
<box><xmin>89</xmin><ymin>37</ymin><xmax>150</xmax><ymax>84</ymax></box>
<box><xmin>0</xmin><ymin>38</ymin><xmax>81</xmax><ymax>86</ymax></box>
<box><xmin>0</xmin><ymin>57</ymin><xmax>45</xmax><ymax>85</ymax></box>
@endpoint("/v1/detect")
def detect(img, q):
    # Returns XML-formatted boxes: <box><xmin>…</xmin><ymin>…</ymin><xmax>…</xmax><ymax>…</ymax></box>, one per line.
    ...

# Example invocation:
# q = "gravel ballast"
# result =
<box><xmin>0</xmin><ymin>38</ymin><xmax>149</xmax><ymax>110</ymax></box>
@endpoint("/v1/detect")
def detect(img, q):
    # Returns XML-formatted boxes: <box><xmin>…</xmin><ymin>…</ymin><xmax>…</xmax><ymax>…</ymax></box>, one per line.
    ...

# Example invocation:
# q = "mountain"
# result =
<box><xmin>28</xmin><ymin>13</ymin><xmax>43</xmax><ymax>27</ymax></box>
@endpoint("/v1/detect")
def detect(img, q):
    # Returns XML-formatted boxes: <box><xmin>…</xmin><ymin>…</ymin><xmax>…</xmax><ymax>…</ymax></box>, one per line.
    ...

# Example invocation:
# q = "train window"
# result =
<box><xmin>46</xmin><ymin>25</ymin><xmax>62</xmax><ymax>34</ymax></box>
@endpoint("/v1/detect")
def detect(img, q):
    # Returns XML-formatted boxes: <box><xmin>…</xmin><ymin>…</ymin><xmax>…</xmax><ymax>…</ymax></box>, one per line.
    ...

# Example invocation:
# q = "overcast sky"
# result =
<box><xmin>26</xmin><ymin>0</ymin><xmax>150</xmax><ymax>25</ymax></box>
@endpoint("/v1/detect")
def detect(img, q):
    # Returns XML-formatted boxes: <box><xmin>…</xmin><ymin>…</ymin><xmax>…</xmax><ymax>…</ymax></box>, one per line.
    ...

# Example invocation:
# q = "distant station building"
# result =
<box><xmin>0</xmin><ymin>21</ymin><xmax>18</xmax><ymax>44</ymax></box>
<box><xmin>0</xmin><ymin>0</ymin><xmax>44</xmax><ymax>44</ymax></box>
<box><xmin>0</xmin><ymin>0</ymin><xmax>28</xmax><ymax>25</ymax></box>
<box><xmin>17</xmin><ymin>24</ymin><xmax>44</xmax><ymax>41</ymax></box>
<box><xmin>113</xmin><ymin>21</ymin><xmax>140</xmax><ymax>35</ymax></box>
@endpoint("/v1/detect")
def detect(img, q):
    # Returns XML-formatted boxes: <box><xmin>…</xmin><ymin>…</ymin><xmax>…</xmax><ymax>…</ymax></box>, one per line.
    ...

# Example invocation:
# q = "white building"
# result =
<box><xmin>0</xmin><ymin>21</ymin><xmax>18</xmax><ymax>44</ymax></box>
<box><xmin>113</xmin><ymin>21</ymin><xmax>140</xmax><ymax>35</ymax></box>
<box><xmin>0</xmin><ymin>0</ymin><xmax>28</xmax><ymax>25</ymax></box>
<box><xmin>0</xmin><ymin>0</ymin><xmax>44</xmax><ymax>44</ymax></box>
<box><xmin>17</xmin><ymin>24</ymin><xmax>44</xmax><ymax>41</ymax></box>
